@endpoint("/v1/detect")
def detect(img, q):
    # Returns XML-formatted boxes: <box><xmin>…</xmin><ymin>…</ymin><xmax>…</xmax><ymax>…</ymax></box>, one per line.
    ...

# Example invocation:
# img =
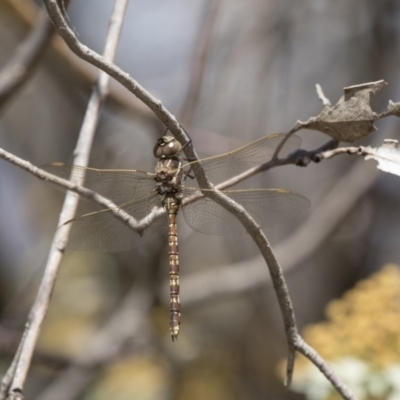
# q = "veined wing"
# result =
<box><xmin>181</xmin><ymin>133</ymin><xmax>301</xmax><ymax>188</ymax></box>
<box><xmin>58</xmin><ymin>192</ymin><xmax>168</xmax><ymax>252</ymax></box>
<box><xmin>181</xmin><ymin>187</ymin><xmax>310</xmax><ymax>235</ymax></box>
<box><xmin>41</xmin><ymin>163</ymin><xmax>156</xmax><ymax>206</ymax></box>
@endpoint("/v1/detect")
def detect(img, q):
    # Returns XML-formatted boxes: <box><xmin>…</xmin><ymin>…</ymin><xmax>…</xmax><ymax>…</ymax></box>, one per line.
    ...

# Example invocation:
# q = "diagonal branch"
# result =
<box><xmin>42</xmin><ymin>0</ymin><xmax>196</xmax><ymax>160</ymax></box>
<box><xmin>198</xmin><ymin>187</ymin><xmax>301</xmax><ymax>384</ymax></box>
<box><xmin>180</xmin><ymin>187</ymin><xmax>357</xmax><ymax>399</ymax></box>
<box><xmin>0</xmin><ymin>1</ymin><xmax>128</xmax><ymax>398</ymax></box>
<box><xmin>0</xmin><ymin>149</ymin><xmax>165</xmax><ymax>233</ymax></box>
<box><xmin>294</xmin><ymin>336</ymin><xmax>356</xmax><ymax>399</ymax></box>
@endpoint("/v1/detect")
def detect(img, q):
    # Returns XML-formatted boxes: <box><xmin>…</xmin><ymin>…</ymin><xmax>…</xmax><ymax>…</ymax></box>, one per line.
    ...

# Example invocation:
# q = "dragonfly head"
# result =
<box><xmin>154</xmin><ymin>135</ymin><xmax>182</xmax><ymax>158</ymax></box>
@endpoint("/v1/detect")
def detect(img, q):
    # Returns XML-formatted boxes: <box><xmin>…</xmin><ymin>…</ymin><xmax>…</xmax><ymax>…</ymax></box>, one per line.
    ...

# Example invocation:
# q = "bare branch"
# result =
<box><xmin>201</xmin><ymin>192</ymin><xmax>354</xmax><ymax>393</ymax></box>
<box><xmin>0</xmin><ymin>148</ymin><xmax>165</xmax><ymax>233</ymax></box>
<box><xmin>317</xmin><ymin>145</ymin><xmax>364</xmax><ymax>160</ymax></box>
<box><xmin>294</xmin><ymin>336</ymin><xmax>357</xmax><ymax>400</ymax></box>
<box><xmin>178</xmin><ymin>186</ymin><xmax>353</xmax><ymax>395</ymax></box>
<box><xmin>194</xmin><ymin>186</ymin><xmax>299</xmax><ymax>384</ymax></box>
<box><xmin>0</xmin><ymin>1</ymin><xmax>128</xmax><ymax>398</ymax></box>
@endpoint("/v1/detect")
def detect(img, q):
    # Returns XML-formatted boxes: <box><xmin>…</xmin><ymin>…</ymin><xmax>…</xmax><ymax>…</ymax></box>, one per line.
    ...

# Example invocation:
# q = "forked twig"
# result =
<box><xmin>0</xmin><ymin>1</ymin><xmax>128</xmax><ymax>398</ymax></box>
<box><xmin>295</xmin><ymin>336</ymin><xmax>356</xmax><ymax>399</ymax></box>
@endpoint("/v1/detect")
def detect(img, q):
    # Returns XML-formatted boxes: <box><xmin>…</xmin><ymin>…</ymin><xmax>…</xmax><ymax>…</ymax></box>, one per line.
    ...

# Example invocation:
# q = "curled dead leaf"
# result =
<box><xmin>296</xmin><ymin>80</ymin><xmax>388</xmax><ymax>142</ymax></box>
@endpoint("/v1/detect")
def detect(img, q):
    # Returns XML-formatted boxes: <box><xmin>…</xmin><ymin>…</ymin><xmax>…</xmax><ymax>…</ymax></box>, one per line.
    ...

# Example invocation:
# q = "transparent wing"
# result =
<box><xmin>59</xmin><ymin>192</ymin><xmax>168</xmax><ymax>252</ymax></box>
<box><xmin>181</xmin><ymin>133</ymin><xmax>301</xmax><ymax>188</ymax></box>
<box><xmin>182</xmin><ymin>188</ymin><xmax>310</xmax><ymax>235</ymax></box>
<box><xmin>41</xmin><ymin>163</ymin><xmax>156</xmax><ymax>206</ymax></box>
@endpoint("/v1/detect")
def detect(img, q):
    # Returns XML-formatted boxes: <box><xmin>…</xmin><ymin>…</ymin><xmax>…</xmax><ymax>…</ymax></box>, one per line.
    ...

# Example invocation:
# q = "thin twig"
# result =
<box><xmin>0</xmin><ymin>148</ymin><xmax>163</xmax><ymax>232</ymax></box>
<box><xmin>317</xmin><ymin>145</ymin><xmax>366</xmax><ymax>160</ymax></box>
<box><xmin>0</xmin><ymin>1</ymin><xmax>128</xmax><ymax>398</ymax></box>
<box><xmin>0</xmin><ymin>7</ymin><xmax>56</xmax><ymax>110</ymax></box>
<box><xmin>294</xmin><ymin>336</ymin><xmax>356</xmax><ymax>400</ymax></box>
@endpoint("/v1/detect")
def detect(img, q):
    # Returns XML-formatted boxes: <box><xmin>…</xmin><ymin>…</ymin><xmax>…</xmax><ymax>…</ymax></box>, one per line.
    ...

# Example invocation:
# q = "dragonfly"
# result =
<box><xmin>42</xmin><ymin>132</ymin><xmax>310</xmax><ymax>340</ymax></box>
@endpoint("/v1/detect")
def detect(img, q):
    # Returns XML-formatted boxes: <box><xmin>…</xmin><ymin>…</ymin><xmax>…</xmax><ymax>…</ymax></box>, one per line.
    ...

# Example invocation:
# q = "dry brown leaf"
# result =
<box><xmin>295</xmin><ymin>80</ymin><xmax>389</xmax><ymax>142</ymax></box>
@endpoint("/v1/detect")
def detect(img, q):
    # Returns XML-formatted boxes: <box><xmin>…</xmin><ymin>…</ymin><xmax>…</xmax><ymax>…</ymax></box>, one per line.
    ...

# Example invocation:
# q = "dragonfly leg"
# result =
<box><xmin>179</xmin><ymin>125</ymin><xmax>193</xmax><ymax>151</ymax></box>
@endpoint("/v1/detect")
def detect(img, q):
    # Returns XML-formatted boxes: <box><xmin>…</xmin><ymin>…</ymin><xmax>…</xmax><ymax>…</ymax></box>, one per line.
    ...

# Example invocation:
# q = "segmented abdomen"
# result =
<box><xmin>166</xmin><ymin>197</ymin><xmax>181</xmax><ymax>340</ymax></box>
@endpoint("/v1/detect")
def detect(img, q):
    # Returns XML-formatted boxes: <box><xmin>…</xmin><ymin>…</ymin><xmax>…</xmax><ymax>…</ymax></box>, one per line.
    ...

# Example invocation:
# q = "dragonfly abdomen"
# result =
<box><xmin>166</xmin><ymin>197</ymin><xmax>181</xmax><ymax>341</ymax></box>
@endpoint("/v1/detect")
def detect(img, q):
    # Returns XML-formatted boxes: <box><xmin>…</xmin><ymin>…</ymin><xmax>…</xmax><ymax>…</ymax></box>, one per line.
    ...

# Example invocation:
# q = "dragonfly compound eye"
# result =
<box><xmin>153</xmin><ymin>135</ymin><xmax>182</xmax><ymax>158</ymax></box>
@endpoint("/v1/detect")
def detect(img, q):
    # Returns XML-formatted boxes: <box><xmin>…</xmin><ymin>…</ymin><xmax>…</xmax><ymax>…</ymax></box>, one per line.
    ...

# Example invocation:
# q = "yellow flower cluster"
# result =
<box><xmin>301</xmin><ymin>264</ymin><xmax>400</xmax><ymax>369</ymax></box>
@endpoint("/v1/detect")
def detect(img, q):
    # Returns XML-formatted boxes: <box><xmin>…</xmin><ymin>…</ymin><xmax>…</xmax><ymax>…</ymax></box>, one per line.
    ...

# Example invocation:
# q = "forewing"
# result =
<box><xmin>41</xmin><ymin>163</ymin><xmax>156</xmax><ymax>206</ymax></box>
<box><xmin>182</xmin><ymin>133</ymin><xmax>301</xmax><ymax>188</ymax></box>
<box><xmin>182</xmin><ymin>188</ymin><xmax>310</xmax><ymax>235</ymax></box>
<box><xmin>59</xmin><ymin>192</ymin><xmax>168</xmax><ymax>252</ymax></box>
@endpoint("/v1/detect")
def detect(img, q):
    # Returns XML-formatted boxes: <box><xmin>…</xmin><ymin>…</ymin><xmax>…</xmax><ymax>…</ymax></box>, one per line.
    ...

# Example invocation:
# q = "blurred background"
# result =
<box><xmin>1</xmin><ymin>0</ymin><xmax>400</xmax><ymax>399</ymax></box>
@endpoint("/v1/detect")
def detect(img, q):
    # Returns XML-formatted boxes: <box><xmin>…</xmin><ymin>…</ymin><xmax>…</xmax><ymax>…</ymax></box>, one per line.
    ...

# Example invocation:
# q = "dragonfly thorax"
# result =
<box><xmin>154</xmin><ymin>158</ymin><xmax>184</xmax><ymax>198</ymax></box>
<box><xmin>153</xmin><ymin>135</ymin><xmax>182</xmax><ymax>158</ymax></box>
